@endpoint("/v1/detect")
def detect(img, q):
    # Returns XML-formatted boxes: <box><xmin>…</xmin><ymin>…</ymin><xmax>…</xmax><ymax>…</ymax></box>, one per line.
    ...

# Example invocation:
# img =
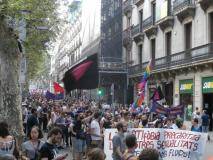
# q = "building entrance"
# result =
<box><xmin>180</xmin><ymin>94</ymin><xmax>193</xmax><ymax>121</ymax></box>
<box><xmin>203</xmin><ymin>93</ymin><xmax>213</xmax><ymax>131</ymax></box>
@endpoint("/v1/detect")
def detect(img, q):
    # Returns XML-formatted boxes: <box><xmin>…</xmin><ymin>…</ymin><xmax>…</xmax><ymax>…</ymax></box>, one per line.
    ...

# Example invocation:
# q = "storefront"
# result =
<box><xmin>179</xmin><ymin>79</ymin><xmax>193</xmax><ymax>121</ymax></box>
<box><xmin>202</xmin><ymin>76</ymin><xmax>213</xmax><ymax>131</ymax></box>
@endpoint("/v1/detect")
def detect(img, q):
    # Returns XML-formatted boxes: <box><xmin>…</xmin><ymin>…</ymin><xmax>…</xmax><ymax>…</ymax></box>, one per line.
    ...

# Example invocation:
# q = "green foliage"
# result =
<box><xmin>0</xmin><ymin>0</ymin><xmax>59</xmax><ymax>80</ymax></box>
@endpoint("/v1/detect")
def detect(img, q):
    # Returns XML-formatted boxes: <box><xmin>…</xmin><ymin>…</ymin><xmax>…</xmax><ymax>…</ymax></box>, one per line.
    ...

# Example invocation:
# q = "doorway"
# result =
<box><xmin>164</xmin><ymin>82</ymin><xmax>173</xmax><ymax>106</ymax></box>
<box><xmin>203</xmin><ymin>93</ymin><xmax>213</xmax><ymax>131</ymax></box>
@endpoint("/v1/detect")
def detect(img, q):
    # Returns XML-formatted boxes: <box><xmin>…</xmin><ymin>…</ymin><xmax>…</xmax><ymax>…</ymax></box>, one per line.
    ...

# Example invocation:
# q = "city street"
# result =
<box><xmin>1</xmin><ymin>0</ymin><xmax>213</xmax><ymax>160</ymax></box>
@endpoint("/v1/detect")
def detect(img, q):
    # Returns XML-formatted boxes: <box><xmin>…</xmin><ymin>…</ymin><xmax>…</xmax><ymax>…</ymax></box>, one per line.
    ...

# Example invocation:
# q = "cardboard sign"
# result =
<box><xmin>104</xmin><ymin>128</ymin><xmax>207</xmax><ymax>160</ymax></box>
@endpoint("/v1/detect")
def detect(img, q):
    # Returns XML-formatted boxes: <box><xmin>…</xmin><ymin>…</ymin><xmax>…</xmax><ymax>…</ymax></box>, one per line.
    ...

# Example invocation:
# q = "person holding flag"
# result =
<box><xmin>131</xmin><ymin>59</ymin><xmax>153</xmax><ymax>110</ymax></box>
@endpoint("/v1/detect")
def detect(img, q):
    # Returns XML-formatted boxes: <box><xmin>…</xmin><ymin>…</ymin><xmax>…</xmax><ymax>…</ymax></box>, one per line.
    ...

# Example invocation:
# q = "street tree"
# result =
<box><xmin>0</xmin><ymin>0</ymin><xmax>59</xmax><ymax>140</ymax></box>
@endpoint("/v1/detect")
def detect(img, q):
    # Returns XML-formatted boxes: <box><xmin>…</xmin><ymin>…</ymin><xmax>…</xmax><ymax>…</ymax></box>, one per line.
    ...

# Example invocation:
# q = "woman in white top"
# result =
<box><xmin>0</xmin><ymin>122</ymin><xmax>19</xmax><ymax>160</ymax></box>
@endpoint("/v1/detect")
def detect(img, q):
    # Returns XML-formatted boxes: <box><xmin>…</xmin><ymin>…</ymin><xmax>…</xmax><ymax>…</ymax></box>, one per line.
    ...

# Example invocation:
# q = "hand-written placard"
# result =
<box><xmin>104</xmin><ymin>128</ymin><xmax>207</xmax><ymax>160</ymax></box>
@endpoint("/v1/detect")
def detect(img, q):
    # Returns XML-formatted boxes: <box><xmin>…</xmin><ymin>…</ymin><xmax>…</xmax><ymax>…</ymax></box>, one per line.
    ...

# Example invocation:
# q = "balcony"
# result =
<box><xmin>173</xmin><ymin>0</ymin><xmax>195</xmax><ymax>23</ymax></box>
<box><xmin>198</xmin><ymin>0</ymin><xmax>213</xmax><ymax>11</ymax></box>
<box><xmin>133</xmin><ymin>0</ymin><xmax>144</xmax><ymax>6</ymax></box>
<box><xmin>131</xmin><ymin>24</ymin><xmax>144</xmax><ymax>43</ymax></box>
<box><xmin>128</xmin><ymin>43</ymin><xmax>213</xmax><ymax>76</ymax></box>
<box><xmin>123</xmin><ymin>27</ymin><xmax>132</xmax><ymax>49</ymax></box>
<box><xmin>156</xmin><ymin>1</ymin><xmax>174</xmax><ymax>31</ymax></box>
<box><xmin>99</xmin><ymin>57</ymin><xmax>126</xmax><ymax>72</ymax></box>
<box><xmin>142</xmin><ymin>16</ymin><xmax>158</xmax><ymax>38</ymax></box>
<box><xmin>123</xmin><ymin>0</ymin><xmax>133</xmax><ymax>17</ymax></box>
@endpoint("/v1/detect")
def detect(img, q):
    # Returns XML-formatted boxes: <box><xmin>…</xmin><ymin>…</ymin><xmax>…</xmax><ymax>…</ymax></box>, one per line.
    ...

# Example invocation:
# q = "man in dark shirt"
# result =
<box><xmin>39</xmin><ymin>127</ymin><xmax>68</xmax><ymax>160</ymax></box>
<box><xmin>26</xmin><ymin>108</ymin><xmax>39</xmax><ymax>135</ymax></box>
<box><xmin>201</xmin><ymin>110</ymin><xmax>210</xmax><ymax>133</ymax></box>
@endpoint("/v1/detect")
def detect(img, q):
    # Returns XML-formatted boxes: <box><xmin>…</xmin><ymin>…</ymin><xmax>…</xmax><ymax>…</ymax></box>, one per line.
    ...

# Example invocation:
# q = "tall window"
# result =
<box><xmin>185</xmin><ymin>22</ymin><xmax>192</xmax><ymax>50</ymax></box>
<box><xmin>168</xmin><ymin>0</ymin><xmax>172</xmax><ymax>15</ymax></box>
<box><xmin>139</xmin><ymin>10</ymin><xmax>143</xmax><ymax>29</ymax></box>
<box><xmin>127</xmin><ymin>17</ymin><xmax>131</xmax><ymax>28</ymax></box>
<box><xmin>209</xmin><ymin>12</ymin><xmax>213</xmax><ymax>42</ymax></box>
<box><xmin>166</xmin><ymin>32</ymin><xmax>172</xmax><ymax>56</ymax></box>
<box><xmin>151</xmin><ymin>39</ymin><xmax>156</xmax><ymax>61</ymax></box>
<box><xmin>138</xmin><ymin>45</ymin><xmax>142</xmax><ymax>64</ymax></box>
<box><xmin>152</xmin><ymin>1</ymin><xmax>156</xmax><ymax>24</ymax></box>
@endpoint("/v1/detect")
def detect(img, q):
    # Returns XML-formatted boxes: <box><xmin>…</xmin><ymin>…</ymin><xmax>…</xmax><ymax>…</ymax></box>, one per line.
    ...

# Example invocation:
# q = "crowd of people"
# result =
<box><xmin>0</xmin><ymin>93</ymin><xmax>210</xmax><ymax>160</ymax></box>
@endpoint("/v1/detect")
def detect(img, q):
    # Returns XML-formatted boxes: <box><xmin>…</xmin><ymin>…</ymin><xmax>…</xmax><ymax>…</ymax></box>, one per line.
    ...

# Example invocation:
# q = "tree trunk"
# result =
<box><xmin>0</xmin><ymin>18</ymin><xmax>24</xmax><ymax>141</ymax></box>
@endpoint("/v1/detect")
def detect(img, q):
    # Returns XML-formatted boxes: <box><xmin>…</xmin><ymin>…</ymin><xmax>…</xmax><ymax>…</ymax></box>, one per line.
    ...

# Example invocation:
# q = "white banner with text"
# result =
<box><xmin>104</xmin><ymin>128</ymin><xmax>207</xmax><ymax>160</ymax></box>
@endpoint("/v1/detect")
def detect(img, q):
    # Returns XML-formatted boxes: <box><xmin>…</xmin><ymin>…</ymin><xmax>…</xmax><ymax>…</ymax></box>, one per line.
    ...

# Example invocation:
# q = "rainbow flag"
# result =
<box><xmin>133</xmin><ymin>59</ymin><xmax>153</xmax><ymax>108</ymax></box>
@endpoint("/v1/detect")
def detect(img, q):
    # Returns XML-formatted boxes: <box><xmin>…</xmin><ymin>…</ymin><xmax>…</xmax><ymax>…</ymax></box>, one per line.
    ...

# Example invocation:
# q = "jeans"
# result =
<box><xmin>202</xmin><ymin>126</ymin><xmax>209</xmax><ymax>133</ymax></box>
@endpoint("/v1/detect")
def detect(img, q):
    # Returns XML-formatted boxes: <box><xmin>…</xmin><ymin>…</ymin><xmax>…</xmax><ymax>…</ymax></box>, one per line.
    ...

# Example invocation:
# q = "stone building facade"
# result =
<box><xmin>123</xmin><ymin>0</ymin><xmax>213</xmax><ymax>128</ymax></box>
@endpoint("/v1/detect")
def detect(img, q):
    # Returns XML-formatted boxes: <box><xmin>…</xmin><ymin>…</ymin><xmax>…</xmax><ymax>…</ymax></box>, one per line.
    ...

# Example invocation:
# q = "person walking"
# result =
<box><xmin>21</xmin><ymin>126</ymin><xmax>44</xmax><ymax>160</ymax></box>
<box><xmin>123</xmin><ymin>134</ymin><xmax>138</xmax><ymax>160</ymax></box>
<box><xmin>39</xmin><ymin>127</ymin><xmax>68</xmax><ymax>160</ymax></box>
<box><xmin>90</xmin><ymin>112</ymin><xmax>103</xmax><ymax>148</ymax></box>
<box><xmin>112</xmin><ymin>122</ymin><xmax>127</xmax><ymax>160</ymax></box>
<box><xmin>201</xmin><ymin>110</ymin><xmax>210</xmax><ymax>133</ymax></box>
<box><xmin>26</xmin><ymin>108</ymin><xmax>39</xmax><ymax>136</ymax></box>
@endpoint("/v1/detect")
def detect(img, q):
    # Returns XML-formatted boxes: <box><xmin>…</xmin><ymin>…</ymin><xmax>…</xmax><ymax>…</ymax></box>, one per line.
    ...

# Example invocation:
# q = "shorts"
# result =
<box><xmin>73</xmin><ymin>138</ymin><xmax>86</xmax><ymax>153</ymax></box>
<box><xmin>91</xmin><ymin>140</ymin><xmax>102</xmax><ymax>149</ymax></box>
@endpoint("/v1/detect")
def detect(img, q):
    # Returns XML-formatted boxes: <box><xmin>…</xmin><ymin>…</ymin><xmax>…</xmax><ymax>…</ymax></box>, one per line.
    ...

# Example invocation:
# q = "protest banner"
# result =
<box><xmin>104</xmin><ymin>128</ymin><xmax>207</xmax><ymax>160</ymax></box>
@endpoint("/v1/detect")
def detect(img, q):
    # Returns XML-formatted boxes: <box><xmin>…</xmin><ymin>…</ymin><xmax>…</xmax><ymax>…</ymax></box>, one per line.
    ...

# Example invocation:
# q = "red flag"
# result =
<box><xmin>53</xmin><ymin>82</ymin><xmax>64</xmax><ymax>94</ymax></box>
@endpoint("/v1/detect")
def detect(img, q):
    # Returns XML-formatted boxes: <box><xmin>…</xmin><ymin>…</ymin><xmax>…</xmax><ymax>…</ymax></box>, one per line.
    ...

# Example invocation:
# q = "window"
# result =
<box><xmin>127</xmin><ymin>17</ymin><xmax>131</xmax><ymax>28</ymax></box>
<box><xmin>168</xmin><ymin>0</ymin><xmax>172</xmax><ymax>16</ymax></box>
<box><xmin>185</xmin><ymin>22</ymin><xmax>192</xmax><ymax>50</ymax></box>
<box><xmin>115</xmin><ymin>22</ymin><xmax>118</xmax><ymax>31</ymax></box>
<box><xmin>151</xmin><ymin>2</ymin><xmax>156</xmax><ymax>23</ymax></box>
<box><xmin>165</xmin><ymin>32</ymin><xmax>172</xmax><ymax>56</ymax></box>
<box><xmin>151</xmin><ymin>39</ymin><xmax>156</xmax><ymax>60</ymax></box>
<box><xmin>209</xmin><ymin>12</ymin><xmax>213</xmax><ymax>42</ymax></box>
<box><xmin>139</xmin><ymin>10</ymin><xmax>143</xmax><ymax>29</ymax></box>
<box><xmin>138</xmin><ymin>45</ymin><xmax>143</xmax><ymax>64</ymax></box>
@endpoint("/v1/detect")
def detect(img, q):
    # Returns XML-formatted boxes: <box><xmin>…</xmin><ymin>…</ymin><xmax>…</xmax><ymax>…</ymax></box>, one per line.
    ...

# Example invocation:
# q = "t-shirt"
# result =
<box><xmin>73</xmin><ymin>120</ymin><xmax>85</xmax><ymax>139</ymax></box>
<box><xmin>191</xmin><ymin>125</ymin><xmax>202</xmax><ymax>132</ymax></box>
<box><xmin>27</xmin><ymin>115</ymin><xmax>39</xmax><ymax>133</ymax></box>
<box><xmin>202</xmin><ymin>114</ymin><xmax>209</xmax><ymax>126</ymax></box>
<box><xmin>103</xmin><ymin>120</ymin><xmax>112</xmax><ymax>129</ymax></box>
<box><xmin>39</xmin><ymin>142</ymin><xmax>58</xmax><ymax>160</ymax></box>
<box><xmin>90</xmin><ymin>119</ymin><xmax>101</xmax><ymax>141</ymax></box>
<box><xmin>21</xmin><ymin>140</ymin><xmax>44</xmax><ymax>160</ymax></box>
<box><xmin>112</xmin><ymin>133</ymin><xmax>126</xmax><ymax>160</ymax></box>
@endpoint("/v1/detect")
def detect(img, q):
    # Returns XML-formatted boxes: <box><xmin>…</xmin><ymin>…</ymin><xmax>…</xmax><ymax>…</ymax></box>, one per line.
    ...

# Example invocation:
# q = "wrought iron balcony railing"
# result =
<box><xmin>173</xmin><ymin>0</ymin><xmax>195</xmax><ymax>14</ymax></box>
<box><xmin>133</xmin><ymin>0</ymin><xmax>144</xmax><ymax>6</ymax></box>
<box><xmin>143</xmin><ymin>16</ymin><xmax>155</xmax><ymax>30</ymax></box>
<box><xmin>99</xmin><ymin>57</ymin><xmax>126</xmax><ymax>71</ymax></box>
<box><xmin>131</xmin><ymin>24</ymin><xmax>143</xmax><ymax>37</ymax></box>
<box><xmin>128</xmin><ymin>43</ymin><xmax>213</xmax><ymax>76</ymax></box>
